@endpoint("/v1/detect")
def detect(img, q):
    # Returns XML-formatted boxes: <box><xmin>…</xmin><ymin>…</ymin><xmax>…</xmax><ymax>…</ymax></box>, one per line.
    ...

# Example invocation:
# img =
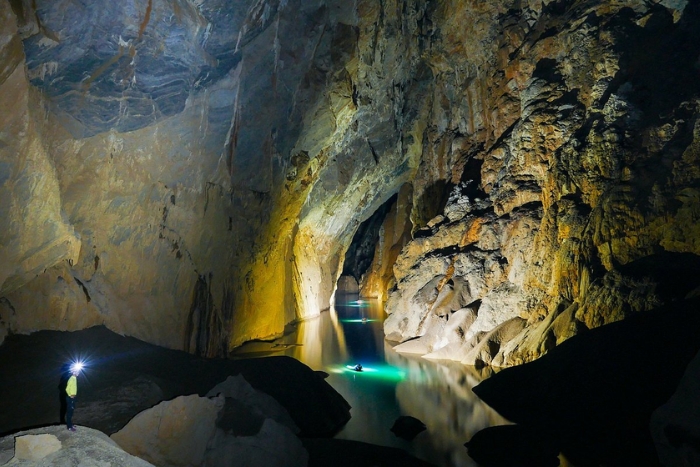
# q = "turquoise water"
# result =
<box><xmin>281</xmin><ymin>294</ymin><xmax>510</xmax><ymax>467</ymax></box>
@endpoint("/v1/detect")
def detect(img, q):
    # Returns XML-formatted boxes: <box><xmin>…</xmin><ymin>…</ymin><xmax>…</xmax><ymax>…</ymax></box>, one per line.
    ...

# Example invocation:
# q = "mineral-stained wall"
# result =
<box><xmin>0</xmin><ymin>0</ymin><xmax>429</xmax><ymax>352</ymax></box>
<box><xmin>1</xmin><ymin>0</ymin><xmax>700</xmax><ymax>364</ymax></box>
<box><xmin>383</xmin><ymin>0</ymin><xmax>700</xmax><ymax>366</ymax></box>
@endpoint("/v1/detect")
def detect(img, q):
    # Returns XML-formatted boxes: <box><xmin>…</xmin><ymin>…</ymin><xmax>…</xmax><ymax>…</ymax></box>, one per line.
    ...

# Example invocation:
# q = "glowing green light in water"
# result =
<box><xmin>343</xmin><ymin>300</ymin><xmax>371</xmax><ymax>308</ymax></box>
<box><xmin>326</xmin><ymin>364</ymin><xmax>407</xmax><ymax>382</ymax></box>
<box><xmin>339</xmin><ymin>318</ymin><xmax>379</xmax><ymax>323</ymax></box>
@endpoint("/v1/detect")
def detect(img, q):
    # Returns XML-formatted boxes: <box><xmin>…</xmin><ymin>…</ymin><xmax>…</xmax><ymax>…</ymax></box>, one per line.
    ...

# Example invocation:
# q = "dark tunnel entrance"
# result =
<box><xmin>339</xmin><ymin>194</ymin><xmax>399</xmax><ymax>293</ymax></box>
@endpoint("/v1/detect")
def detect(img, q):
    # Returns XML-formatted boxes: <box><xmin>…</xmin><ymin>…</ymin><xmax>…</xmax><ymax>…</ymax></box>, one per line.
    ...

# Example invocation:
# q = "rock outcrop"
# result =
<box><xmin>111</xmin><ymin>392</ymin><xmax>308</xmax><ymax>467</ymax></box>
<box><xmin>471</xmin><ymin>297</ymin><xmax>700</xmax><ymax>466</ymax></box>
<box><xmin>651</xmin><ymin>349</ymin><xmax>700</xmax><ymax>467</ymax></box>
<box><xmin>382</xmin><ymin>0</ymin><xmax>700</xmax><ymax>365</ymax></box>
<box><xmin>0</xmin><ymin>426</ymin><xmax>154</xmax><ymax>467</ymax></box>
<box><xmin>0</xmin><ymin>326</ymin><xmax>350</xmax><ymax>438</ymax></box>
<box><xmin>111</xmin><ymin>395</ymin><xmax>226</xmax><ymax>467</ymax></box>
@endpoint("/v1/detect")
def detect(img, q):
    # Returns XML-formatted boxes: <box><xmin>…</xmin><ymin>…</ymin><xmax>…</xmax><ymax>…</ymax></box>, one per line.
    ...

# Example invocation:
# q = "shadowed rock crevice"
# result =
<box><xmin>342</xmin><ymin>193</ymin><xmax>398</xmax><ymax>283</ymax></box>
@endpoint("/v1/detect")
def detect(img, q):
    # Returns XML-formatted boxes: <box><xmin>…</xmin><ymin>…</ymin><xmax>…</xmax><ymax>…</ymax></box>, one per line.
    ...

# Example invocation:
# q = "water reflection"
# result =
<box><xmin>236</xmin><ymin>295</ymin><xmax>509</xmax><ymax>467</ymax></box>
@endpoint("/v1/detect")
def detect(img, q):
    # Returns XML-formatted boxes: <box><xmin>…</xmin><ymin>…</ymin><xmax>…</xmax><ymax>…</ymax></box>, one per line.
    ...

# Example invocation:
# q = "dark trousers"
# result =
<box><xmin>66</xmin><ymin>395</ymin><xmax>76</xmax><ymax>428</ymax></box>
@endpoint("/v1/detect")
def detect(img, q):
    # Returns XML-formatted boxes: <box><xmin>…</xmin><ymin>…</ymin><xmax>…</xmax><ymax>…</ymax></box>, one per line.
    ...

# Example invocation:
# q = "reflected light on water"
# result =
<box><xmin>340</xmin><ymin>318</ymin><xmax>380</xmax><ymax>323</ymax></box>
<box><xmin>237</xmin><ymin>294</ymin><xmax>510</xmax><ymax>467</ymax></box>
<box><xmin>291</xmin><ymin>305</ymin><xmax>348</xmax><ymax>370</ymax></box>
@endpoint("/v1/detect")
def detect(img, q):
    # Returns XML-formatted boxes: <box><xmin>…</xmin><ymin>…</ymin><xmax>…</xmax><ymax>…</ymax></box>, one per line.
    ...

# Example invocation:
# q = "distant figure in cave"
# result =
<box><xmin>353</xmin><ymin>363</ymin><xmax>363</xmax><ymax>372</ymax></box>
<box><xmin>65</xmin><ymin>364</ymin><xmax>81</xmax><ymax>432</ymax></box>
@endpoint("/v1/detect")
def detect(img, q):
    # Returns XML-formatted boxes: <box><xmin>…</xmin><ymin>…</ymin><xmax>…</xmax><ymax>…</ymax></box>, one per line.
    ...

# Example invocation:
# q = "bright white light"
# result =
<box><xmin>70</xmin><ymin>361</ymin><xmax>84</xmax><ymax>373</ymax></box>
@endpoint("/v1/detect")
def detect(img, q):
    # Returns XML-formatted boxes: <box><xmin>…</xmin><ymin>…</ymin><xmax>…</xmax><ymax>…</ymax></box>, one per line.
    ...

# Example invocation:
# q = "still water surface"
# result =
<box><xmin>239</xmin><ymin>294</ymin><xmax>509</xmax><ymax>467</ymax></box>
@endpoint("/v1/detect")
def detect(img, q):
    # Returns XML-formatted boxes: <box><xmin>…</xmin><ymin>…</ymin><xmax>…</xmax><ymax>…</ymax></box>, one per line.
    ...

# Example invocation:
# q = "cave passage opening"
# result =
<box><xmin>338</xmin><ymin>193</ymin><xmax>399</xmax><ymax>293</ymax></box>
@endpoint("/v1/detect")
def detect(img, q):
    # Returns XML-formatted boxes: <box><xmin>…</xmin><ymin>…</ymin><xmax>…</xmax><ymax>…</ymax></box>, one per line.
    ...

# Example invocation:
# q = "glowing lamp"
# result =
<box><xmin>70</xmin><ymin>361</ymin><xmax>84</xmax><ymax>373</ymax></box>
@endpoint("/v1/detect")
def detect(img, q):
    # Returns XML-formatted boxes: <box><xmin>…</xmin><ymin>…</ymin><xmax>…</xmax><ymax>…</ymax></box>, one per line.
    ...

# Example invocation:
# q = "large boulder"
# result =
<box><xmin>111</xmin><ymin>393</ymin><xmax>308</xmax><ymax>467</ymax></box>
<box><xmin>111</xmin><ymin>394</ymin><xmax>225</xmax><ymax>467</ymax></box>
<box><xmin>472</xmin><ymin>298</ymin><xmax>700</xmax><ymax>466</ymax></box>
<box><xmin>390</xmin><ymin>416</ymin><xmax>426</xmax><ymax>441</ymax></box>
<box><xmin>651</xmin><ymin>349</ymin><xmax>700</xmax><ymax>467</ymax></box>
<box><xmin>206</xmin><ymin>418</ymin><xmax>308</xmax><ymax>467</ymax></box>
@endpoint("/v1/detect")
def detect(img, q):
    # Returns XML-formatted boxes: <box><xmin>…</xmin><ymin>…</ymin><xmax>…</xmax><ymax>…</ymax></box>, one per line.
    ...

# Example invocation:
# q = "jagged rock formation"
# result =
<box><xmin>1</xmin><ymin>0</ymin><xmax>700</xmax><ymax>365</ymax></box>
<box><xmin>383</xmin><ymin>0</ymin><xmax>700</xmax><ymax>365</ymax></box>
<box><xmin>0</xmin><ymin>426</ymin><xmax>154</xmax><ymax>467</ymax></box>
<box><xmin>206</xmin><ymin>375</ymin><xmax>299</xmax><ymax>434</ymax></box>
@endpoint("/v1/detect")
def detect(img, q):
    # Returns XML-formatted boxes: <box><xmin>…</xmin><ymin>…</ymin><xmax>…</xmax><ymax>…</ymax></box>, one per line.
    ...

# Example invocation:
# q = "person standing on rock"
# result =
<box><xmin>65</xmin><ymin>363</ymin><xmax>81</xmax><ymax>432</ymax></box>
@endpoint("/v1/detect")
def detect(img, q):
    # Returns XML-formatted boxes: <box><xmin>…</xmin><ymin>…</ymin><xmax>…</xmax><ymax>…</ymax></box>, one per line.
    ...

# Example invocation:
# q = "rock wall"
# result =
<box><xmin>0</xmin><ymin>0</ymin><xmax>432</xmax><ymax>352</ymax></box>
<box><xmin>383</xmin><ymin>0</ymin><xmax>700</xmax><ymax>365</ymax></box>
<box><xmin>2</xmin><ymin>0</ymin><xmax>700</xmax><ymax>362</ymax></box>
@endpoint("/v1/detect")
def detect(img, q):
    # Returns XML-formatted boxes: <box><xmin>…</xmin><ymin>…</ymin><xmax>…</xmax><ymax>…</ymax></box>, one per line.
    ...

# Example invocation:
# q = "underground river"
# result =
<box><xmin>235</xmin><ymin>293</ymin><xmax>509</xmax><ymax>467</ymax></box>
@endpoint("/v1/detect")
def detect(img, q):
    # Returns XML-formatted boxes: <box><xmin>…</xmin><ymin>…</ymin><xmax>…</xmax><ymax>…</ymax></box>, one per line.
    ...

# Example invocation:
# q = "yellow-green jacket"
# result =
<box><xmin>66</xmin><ymin>375</ymin><xmax>77</xmax><ymax>397</ymax></box>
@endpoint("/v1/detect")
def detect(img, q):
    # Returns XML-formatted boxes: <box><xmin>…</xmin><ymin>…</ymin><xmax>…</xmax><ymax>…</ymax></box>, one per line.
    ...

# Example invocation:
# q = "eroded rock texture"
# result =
<box><xmin>0</xmin><ymin>426</ymin><xmax>155</xmax><ymax>467</ymax></box>
<box><xmin>1</xmin><ymin>0</ymin><xmax>699</xmax><ymax>363</ymax></box>
<box><xmin>383</xmin><ymin>0</ymin><xmax>700</xmax><ymax>365</ymax></box>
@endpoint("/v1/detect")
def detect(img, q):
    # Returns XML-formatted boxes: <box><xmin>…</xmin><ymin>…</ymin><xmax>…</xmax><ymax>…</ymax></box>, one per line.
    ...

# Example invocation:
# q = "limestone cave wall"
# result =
<box><xmin>1</xmin><ymin>0</ymin><xmax>699</xmax><ymax>365</ymax></box>
<box><xmin>0</xmin><ymin>0</ymin><xmax>429</xmax><ymax>353</ymax></box>
<box><xmin>382</xmin><ymin>0</ymin><xmax>700</xmax><ymax>366</ymax></box>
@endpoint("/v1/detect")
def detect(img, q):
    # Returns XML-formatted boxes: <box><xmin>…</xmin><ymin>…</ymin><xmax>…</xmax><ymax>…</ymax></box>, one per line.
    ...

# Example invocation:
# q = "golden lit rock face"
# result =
<box><xmin>1</xmin><ymin>0</ymin><xmax>700</xmax><ymax>363</ymax></box>
<box><xmin>0</xmin><ymin>0</ymin><xmax>431</xmax><ymax>352</ymax></box>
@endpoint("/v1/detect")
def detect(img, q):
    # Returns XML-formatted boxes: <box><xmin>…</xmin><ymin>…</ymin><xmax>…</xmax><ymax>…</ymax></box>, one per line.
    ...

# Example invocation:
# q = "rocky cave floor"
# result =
<box><xmin>0</xmin><ymin>326</ymin><xmax>432</xmax><ymax>467</ymax></box>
